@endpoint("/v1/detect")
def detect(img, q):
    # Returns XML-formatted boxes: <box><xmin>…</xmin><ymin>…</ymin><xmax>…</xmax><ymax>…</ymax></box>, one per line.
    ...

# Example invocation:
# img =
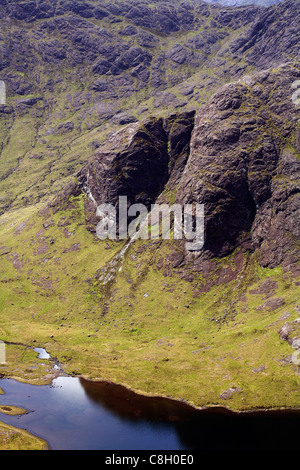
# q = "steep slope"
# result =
<box><xmin>71</xmin><ymin>63</ymin><xmax>300</xmax><ymax>270</ymax></box>
<box><xmin>0</xmin><ymin>0</ymin><xmax>299</xmax><ymax>411</ymax></box>
<box><xmin>0</xmin><ymin>60</ymin><xmax>299</xmax><ymax>410</ymax></box>
<box><xmin>0</xmin><ymin>0</ymin><xmax>299</xmax><ymax>214</ymax></box>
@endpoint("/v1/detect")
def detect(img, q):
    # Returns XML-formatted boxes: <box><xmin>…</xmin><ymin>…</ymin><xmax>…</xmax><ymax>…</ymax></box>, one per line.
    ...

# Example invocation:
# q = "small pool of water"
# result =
<box><xmin>33</xmin><ymin>347</ymin><xmax>51</xmax><ymax>360</ymax></box>
<box><xmin>0</xmin><ymin>376</ymin><xmax>299</xmax><ymax>450</ymax></box>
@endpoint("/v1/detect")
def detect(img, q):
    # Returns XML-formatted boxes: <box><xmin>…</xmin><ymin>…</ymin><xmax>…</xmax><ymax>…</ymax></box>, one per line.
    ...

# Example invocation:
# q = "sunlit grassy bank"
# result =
<box><xmin>0</xmin><ymin>196</ymin><xmax>299</xmax><ymax>411</ymax></box>
<box><xmin>0</xmin><ymin>421</ymin><xmax>48</xmax><ymax>450</ymax></box>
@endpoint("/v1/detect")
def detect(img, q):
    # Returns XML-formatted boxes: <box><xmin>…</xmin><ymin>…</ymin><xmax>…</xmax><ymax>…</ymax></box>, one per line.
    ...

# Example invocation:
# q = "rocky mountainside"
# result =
<box><xmin>59</xmin><ymin>61</ymin><xmax>299</xmax><ymax>275</ymax></box>
<box><xmin>0</xmin><ymin>0</ymin><xmax>299</xmax><ymax>214</ymax></box>
<box><xmin>0</xmin><ymin>0</ymin><xmax>299</xmax><ymax>411</ymax></box>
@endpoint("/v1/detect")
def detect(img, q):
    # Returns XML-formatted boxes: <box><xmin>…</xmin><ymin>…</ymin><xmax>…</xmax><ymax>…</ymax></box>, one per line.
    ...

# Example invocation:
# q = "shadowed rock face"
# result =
<box><xmin>69</xmin><ymin>62</ymin><xmax>300</xmax><ymax>272</ymax></box>
<box><xmin>76</xmin><ymin>112</ymin><xmax>196</xmax><ymax>231</ymax></box>
<box><xmin>176</xmin><ymin>65</ymin><xmax>300</xmax><ymax>267</ymax></box>
<box><xmin>78</xmin><ymin>119</ymin><xmax>170</xmax><ymax>210</ymax></box>
<box><xmin>0</xmin><ymin>0</ymin><xmax>299</xmax><ymax>276</ymax></box>
<box><xmin>0</xmin><ymin>0</ymin><xmax>299</xmax><ymax>217</ymax></box>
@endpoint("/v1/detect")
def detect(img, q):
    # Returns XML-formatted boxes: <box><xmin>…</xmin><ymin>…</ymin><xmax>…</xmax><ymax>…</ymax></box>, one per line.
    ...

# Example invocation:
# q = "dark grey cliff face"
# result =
<box><xmin>175</xmin><ymin>64</ymin><xmax>300</xmax><ymax>270</ymax></box>
<box><xmin>0</xmin><ymin>0</ymin><xmax>299</xmax><ymax>261</ymax></box>
<box><xmin>74</xmin><ymin>111</ymin><xmax>196</xmax><ymax>232</ymax></box>
<box><xmin>78</xmin><ymin>112</ymin><xmax>195</xmax><ymax>206</ymax></box>
<box><xmin>56</xmin><ymin>62</ymin><xmax>300</xmax><ymax>275</ymax></box>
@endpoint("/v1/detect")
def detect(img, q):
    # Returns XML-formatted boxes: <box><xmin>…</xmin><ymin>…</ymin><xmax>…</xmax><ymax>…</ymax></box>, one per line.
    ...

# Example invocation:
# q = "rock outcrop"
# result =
<box><xmin>66</xmin><ymin>62</ymin><xmax>299</xmax><ymax>275</ymax></box>
<box><xmin>76</xmin><ymin>111</ymin><xmax>196</xmax><ymax>229</ymax></box>
<box><xmin>176</xmin><ymin>64</ymin><xmax>300</xmax><ymax>268</ymax></box>
<box><xmin>0</xmin><ymin>0</ymin><xmax>299</xmax><ymax>216</ymax></box>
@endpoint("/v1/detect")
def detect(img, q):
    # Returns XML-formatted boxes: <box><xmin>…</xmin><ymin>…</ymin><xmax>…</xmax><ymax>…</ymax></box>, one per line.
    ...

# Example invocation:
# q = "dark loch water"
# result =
<box><xmin>0</xmin><ymin>375</ymin><xmax>299</xmax><ymax>450</ymax></box>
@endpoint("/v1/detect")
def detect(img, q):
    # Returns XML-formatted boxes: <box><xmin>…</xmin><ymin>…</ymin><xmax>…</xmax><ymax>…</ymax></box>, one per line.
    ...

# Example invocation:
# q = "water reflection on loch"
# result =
<box><xmin>0</xmin><ymin>375</ymin><xmax>299</xmax><ymax>450</ymax></box>
<box><xmin>80</xmin><ymin>378</ymin><xmax>300</xmax><ymax>450</ymax></box>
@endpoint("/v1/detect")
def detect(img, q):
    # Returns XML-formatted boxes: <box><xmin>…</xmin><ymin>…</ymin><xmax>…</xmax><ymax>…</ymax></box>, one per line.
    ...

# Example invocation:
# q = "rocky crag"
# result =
<box><xmin>0</xmin><ymin>0</ymin><xmax>299</xmax><ymax>213</ymax></box>
<box><xmin>53</xmin><ymin>61</ymin><xmax>299</xmax><ymax>285</ymax></box>
<box><xmin>0</xmin><ymin>0</ymin><xmax>299</xmax><ymax>410</ymax></box>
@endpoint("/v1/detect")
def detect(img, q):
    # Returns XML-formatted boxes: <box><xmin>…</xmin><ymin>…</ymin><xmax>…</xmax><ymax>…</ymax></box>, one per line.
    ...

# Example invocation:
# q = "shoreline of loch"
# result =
<box><xmin>1</xmin><ymin>347</ymin><xmax>300</xmax><ymax>451</ymax></box>
<box><xmin>1</xmin><ymin>340</ymin><xmax>300</xmax><ymax>418</ymax></box>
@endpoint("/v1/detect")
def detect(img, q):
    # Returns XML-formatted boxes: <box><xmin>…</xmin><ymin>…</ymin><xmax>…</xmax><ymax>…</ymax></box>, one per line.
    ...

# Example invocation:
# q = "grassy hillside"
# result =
<box><xmin>0</xmin><ymin>192</ymin><xmax>299</xmax><ymax>410</ymax></box>
<box><xmin>0</xmin><ymin>0</ymin><xmax>299</xmax><ymax>414</ymax></box>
